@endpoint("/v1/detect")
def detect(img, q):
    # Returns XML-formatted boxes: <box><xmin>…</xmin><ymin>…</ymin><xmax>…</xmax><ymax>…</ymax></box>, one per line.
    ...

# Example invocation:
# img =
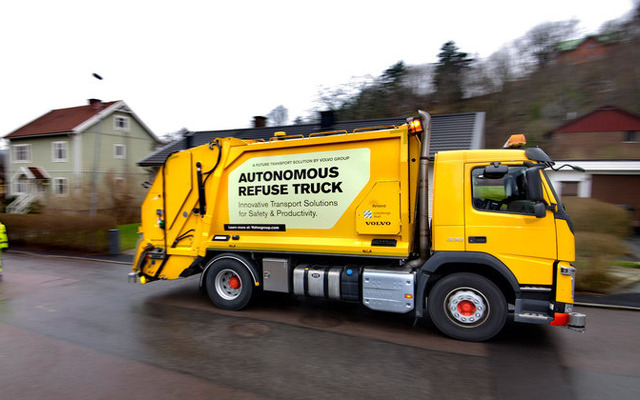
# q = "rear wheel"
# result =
<box><xmin>427</xmin><ymin>272</ymin><xmax>507</xmax><ymax>342</ymax></box>
<box><xmin>205</xmin><ymin>259</ymin><xmax>253</xmax><ymax>310</ymax></box>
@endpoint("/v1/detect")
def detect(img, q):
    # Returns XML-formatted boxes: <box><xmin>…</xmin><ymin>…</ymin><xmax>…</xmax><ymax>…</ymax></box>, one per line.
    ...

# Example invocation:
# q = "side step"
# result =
<box><xmin>514</xmin><ymin>298</ymin><xmax>553</xmax><ymax>324</ymax></box>
<box><xmin>515</xmin><ymin>311</ymin><xmax>553</xmax><ymax>324</ymax></box>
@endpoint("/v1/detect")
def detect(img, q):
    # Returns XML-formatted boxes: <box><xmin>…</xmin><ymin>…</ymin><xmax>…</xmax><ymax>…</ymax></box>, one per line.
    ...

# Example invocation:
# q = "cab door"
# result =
<box><xmin>464</xmin><ymin>163</ymin><xmax>557</xmax><ymax>285</ymax></box>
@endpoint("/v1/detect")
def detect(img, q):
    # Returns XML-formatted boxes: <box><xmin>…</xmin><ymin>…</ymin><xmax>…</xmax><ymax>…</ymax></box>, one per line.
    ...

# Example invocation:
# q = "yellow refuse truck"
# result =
<box><xmin>131</xmin><ymin>111</ymin><xmax>586</xmax><ymax>341</ymax></box>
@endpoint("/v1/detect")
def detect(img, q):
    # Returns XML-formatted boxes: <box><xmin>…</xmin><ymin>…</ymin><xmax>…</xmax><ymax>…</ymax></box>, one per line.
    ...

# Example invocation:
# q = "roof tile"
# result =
<box><xmin>551</xmin><ymin>106</ymin><xmax>640</xmax><ymax>134</ymax></box>
<box><xmin>5</xmin><ymin>101</ymin><xmax>118</xmax><ymax>138</ymax></box>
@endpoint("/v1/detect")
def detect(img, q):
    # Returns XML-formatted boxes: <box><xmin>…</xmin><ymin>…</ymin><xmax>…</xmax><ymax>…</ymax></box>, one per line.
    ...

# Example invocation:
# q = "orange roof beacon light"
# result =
<box><xmin>408</xmin><ymin>117</ymin><xmax>424</xmax><ymax>135</ymax></box>
<box><xmin>503</xmin><ymin>134</ymin><xmax>527</xmax><ymax>149</ymax></box>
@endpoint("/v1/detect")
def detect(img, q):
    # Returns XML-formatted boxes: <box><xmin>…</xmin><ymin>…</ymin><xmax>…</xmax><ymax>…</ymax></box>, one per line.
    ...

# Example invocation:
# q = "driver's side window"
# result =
<box><xmin>472</xmin><ymin>166</ymin><xmax>535</xmax><ymax>214</ymax></box>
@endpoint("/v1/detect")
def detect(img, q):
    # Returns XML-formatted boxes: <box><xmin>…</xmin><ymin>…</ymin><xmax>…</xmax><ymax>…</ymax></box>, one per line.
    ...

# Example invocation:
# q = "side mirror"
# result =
<box><xmin>526</xmin><ymin>167</ymin><xmax>544</xmax><ymax>202</ymax></box>
<box><xmin>533</xmin><ymin>202</ymin><xmax>547</xmax><ymax>218</ymax></box>
<box><xmin>483</xmin><ymin>163</ymin><xmax>508</xmax><ymax>179</ymax></box>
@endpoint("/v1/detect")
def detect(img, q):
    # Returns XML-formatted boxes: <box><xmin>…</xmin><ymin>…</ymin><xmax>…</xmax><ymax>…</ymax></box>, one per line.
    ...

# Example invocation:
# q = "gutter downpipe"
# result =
<box><xmin>406</xmin><ymin>110</ymin><xmax>431</xmax><ymax>268</ymax></box>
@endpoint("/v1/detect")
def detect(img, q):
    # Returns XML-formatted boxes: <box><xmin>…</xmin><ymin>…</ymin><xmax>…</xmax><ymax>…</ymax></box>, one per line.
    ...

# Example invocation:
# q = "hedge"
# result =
<box><xmin>563</xmin><ymin>198</ymin><xmax>633</xmax><ymax>292</ymax></box>
<box><xmin>0</xmin><ymin>213</ymin><xmax>117</xmax><ymax>253</ymax></box>
<box><xmin>563</xmin><ymin>197</ymin><xmax>632</xmax><ymax>239</ymax></box>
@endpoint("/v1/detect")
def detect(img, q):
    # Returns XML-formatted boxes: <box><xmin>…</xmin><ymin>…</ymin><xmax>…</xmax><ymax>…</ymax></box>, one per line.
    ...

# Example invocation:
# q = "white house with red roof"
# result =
<box><xmin>4</xmin><ymin>99</ymin><xmax>160</xmax><ymax>216</ymax></box>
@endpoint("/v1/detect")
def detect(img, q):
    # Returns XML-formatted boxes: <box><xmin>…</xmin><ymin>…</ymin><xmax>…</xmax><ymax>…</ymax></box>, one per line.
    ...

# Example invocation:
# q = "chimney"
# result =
<box><xmin>320</xmin><ymin>110</ymin><xmax>335</xmax><ymax>129</ymax></box>
<box><xmin>88</xmin><ymin>98</ymin><xmax>102</xmax><ymax>110</ymax></box>
<box><xmin>253</xmin><ymin>116</ymin><xmax>267</xmax><ymax>128</ymax></box>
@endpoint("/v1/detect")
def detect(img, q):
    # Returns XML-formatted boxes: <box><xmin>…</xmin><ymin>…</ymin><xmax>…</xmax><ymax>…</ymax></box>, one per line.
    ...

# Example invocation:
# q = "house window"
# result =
<box><xmin>12</xmin><ymin>144</ymin><xmax>31</xmax><ymax>163</ymax></box>
<box><xmin>114</xmin><ymin>116</ymin><xmax>130</xmax><ymax>131</ymax></box>
<box><xmin>114</xmin><ymin>144</ymin><xmax>126</xmax><ymax>159</ymax></box>
<box><xmin>53</xmin><ymin>178</ymin><xmax>69</xmax><ymax>196</ymax></box>
<box><xmin>625</xmin><ymin>131</ymin><xmax>637</xmax><ymax>143</ymax></box>
<box><xmin>52</xmin><ymin>141</ymin><xmax>68</xmax><ymax>162</ymax></box>
<box><xmin>16</xmin><ymin>177</ymin><xmax>30</xmax><ymax>194</ymax></box>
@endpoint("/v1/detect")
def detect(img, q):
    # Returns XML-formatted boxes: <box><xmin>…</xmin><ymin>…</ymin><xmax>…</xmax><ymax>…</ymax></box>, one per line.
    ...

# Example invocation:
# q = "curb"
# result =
<box><xmin>575</xmin><ymin>291</ymin><xmax>640</xmax><ymax>310</ymax></box>
<box><xmin>573</xmin><ymin>301</ymin><xmax>640</xmax><ymax>311</ymax></box>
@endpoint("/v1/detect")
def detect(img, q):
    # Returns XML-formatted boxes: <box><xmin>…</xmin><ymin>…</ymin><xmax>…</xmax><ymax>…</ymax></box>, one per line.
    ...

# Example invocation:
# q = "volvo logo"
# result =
<box><xmin>446</xmin><ymin>237</ymin><xmax>464</xmax><ymax>242</ymax></box>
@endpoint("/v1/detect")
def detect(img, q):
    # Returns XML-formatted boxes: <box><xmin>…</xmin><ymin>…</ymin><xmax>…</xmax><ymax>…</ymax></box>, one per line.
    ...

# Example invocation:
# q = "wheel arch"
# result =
<box><xmin>415</xmin><ymin>252</ymin><xmax>520</xmax><ymax>318</ymax></box>
<box><xmin>199</xmin><ymin>252</ymin><xmax>261</xmax><ymax>291</ymax></box>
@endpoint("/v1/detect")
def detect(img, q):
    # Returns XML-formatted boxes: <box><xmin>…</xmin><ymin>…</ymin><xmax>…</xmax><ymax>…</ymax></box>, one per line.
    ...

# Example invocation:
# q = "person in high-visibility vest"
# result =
<box><xmin>0</xmin><ymin>222</ymin><xmax>8</xmax><ymax>281</ymax></box>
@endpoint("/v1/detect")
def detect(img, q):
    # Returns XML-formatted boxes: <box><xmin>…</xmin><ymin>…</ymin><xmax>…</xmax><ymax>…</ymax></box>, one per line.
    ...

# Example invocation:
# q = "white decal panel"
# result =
<box><xmin>228</xmin><ymin>148</ymin><xmax>370</xmax><ymax>230</ymax></box>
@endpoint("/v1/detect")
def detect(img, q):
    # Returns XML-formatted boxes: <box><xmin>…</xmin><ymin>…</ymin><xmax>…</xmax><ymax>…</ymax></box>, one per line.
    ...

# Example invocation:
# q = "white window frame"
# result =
<box><xmin>114</xmin><ymin>143</ymin><xmax>126</xmax><ymax>159</ymax></box>
<box><xmin>12</xmin><ymin>144</ymin><xmax>31</xmax><ymax>163</ymax></box>
<box><xmin>114</xmin><ymin>115</ymin><xmax>130</xmax><ymax>132</ymax></box>
<box><xmin>52</xmin><ymin>141</ymin><xmax>68</xmax><ymax>162</ymax></box>
<box><xmin>52</xmin><ymin>177</ymin><xmax>69</xmax><ymax>196</ymax></box>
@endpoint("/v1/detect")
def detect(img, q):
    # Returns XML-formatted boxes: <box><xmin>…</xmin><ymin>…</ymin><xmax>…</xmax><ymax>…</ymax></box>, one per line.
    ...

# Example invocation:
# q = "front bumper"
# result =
<box><xmin>551</xmin><ymin>311</ymin><xmax>586</xmax><ymax>332</ymax></box>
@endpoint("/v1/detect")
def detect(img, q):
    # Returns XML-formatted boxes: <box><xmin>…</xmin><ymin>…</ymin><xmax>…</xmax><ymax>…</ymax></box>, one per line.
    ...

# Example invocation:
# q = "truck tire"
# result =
<box><xmin>427</xmin><ymin>272</ymin><xmax>507</xmax><ymax>342</ymax></box>
<box><xmin>205</xmin><ymin>258</ymin><xmax>253</xmax><ymax>311</ymax></box>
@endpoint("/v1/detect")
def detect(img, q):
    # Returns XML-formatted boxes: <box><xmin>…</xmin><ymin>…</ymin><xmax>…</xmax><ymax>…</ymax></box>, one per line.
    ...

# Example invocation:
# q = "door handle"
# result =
<box><xmin>468</xmin><ymin>236</ymin><xmax>487</xmax><ymax>244</ymax></box>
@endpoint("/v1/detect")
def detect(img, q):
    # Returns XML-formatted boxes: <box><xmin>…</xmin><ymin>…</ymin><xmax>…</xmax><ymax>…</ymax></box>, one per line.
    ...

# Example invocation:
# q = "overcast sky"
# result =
<box><xmin>0</xmin><ymin>0</ymin><xmax>635</xmax><ymax>138</ymax></box>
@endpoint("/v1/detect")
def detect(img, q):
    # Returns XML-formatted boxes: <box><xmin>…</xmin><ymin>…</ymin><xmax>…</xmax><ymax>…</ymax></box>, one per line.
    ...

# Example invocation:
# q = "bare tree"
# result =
<box><xmin>104</xmin><ymin>170</ymin><xmax>137</xmax><ymax>223</ymax></box>
<box><xmin>516</xmin><ymin>20</ymin><xmax>579</xmax><ymax>70</ymax></box>
<box><xmin>487</xmin><ymin>46</ymin><xmax>519</xmax><ymax>90</ymax></box>
<box><xmin>160</xmin><ymin>127</ymin><xmax>189</xmax><ymax>144</ymax></box>
<box><xmin>267</xmin><ymin>105</ymin><xmax>289</xmax><ymax>126</ymax></box>
<box><xmin>403</xmin><ymin>64</ymin><xmax>434</xmax><ymax>96</ymax></box>
<box><xmin>316</xmin><ymin>75</ymin><xmax>373</xmax><ymax>112</ymax></box>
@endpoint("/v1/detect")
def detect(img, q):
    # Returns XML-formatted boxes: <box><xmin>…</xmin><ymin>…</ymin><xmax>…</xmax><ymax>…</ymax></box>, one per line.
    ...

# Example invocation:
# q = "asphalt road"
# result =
<box><xmin>0</xmin><ymin>251</ymin><xmax>638</xmax><ymax>400</ymax></box>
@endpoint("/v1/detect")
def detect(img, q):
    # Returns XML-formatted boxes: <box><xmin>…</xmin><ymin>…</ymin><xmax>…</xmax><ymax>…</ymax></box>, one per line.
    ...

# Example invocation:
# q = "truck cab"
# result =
<box><xmin>416</xmin><ymin>145</ymin><xmax>583</xmax><ymax>341</ymax></box>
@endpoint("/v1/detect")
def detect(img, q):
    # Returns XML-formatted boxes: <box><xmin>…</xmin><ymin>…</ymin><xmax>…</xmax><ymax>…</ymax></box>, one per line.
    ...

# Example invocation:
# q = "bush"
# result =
<box><xmin>574</xmin><ymin>231</ymin><xmax>629</xmax><ymax>292</ymax></box>
<box><xmin>563</xmin><ymin>198</ymin><xmax>633</xmax><ymax>292</ymax></box>
<box><xmin>2</xmin><ymin>196</ymin><xmax>17</xmax><ymax>213</ymax></box>
<box><xmin>0</xmin><ymin>213</ymin><xmax>117</xmax><ymax>253</ymax></box>
<box><xmin>563</xmin><ymin>197</ymin><xmax>633</xmax><ymax>239</ymax></box>
<box><xmin>574</xmin><ymin>231</ymin><xmax>629</xmax><ymax>259</ymax></box>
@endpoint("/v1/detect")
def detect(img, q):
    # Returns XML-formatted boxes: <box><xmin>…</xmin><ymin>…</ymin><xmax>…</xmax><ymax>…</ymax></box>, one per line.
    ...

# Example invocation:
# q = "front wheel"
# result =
<box><xmin>427</xmin><ymin>272</ymin><xmax>507</xmax><ymax>342</ymax></box>
<box><xmin>204</xmin><ymin>259</ymin><xmax>254</xmax><ymax>311</ymax></box>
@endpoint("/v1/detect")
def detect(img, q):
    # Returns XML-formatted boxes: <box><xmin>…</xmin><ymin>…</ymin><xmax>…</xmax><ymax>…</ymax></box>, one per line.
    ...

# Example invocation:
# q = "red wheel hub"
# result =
<box><xmin>228</xmin><ymin>275</ymin><xmax>241</xmax><ymax>290</ymax></box>
<box><xmin>457</xmin><ymin>300</ymin><xmax>476</xmax><ymax>316</ymax></box>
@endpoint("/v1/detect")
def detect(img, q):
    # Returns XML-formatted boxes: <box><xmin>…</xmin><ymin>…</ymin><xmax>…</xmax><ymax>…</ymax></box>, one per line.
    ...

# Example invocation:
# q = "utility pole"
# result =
<box><xmin>89</xmin><ymin>73</ymin><xmax>103</xmax><ymax>217</ymax></box>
